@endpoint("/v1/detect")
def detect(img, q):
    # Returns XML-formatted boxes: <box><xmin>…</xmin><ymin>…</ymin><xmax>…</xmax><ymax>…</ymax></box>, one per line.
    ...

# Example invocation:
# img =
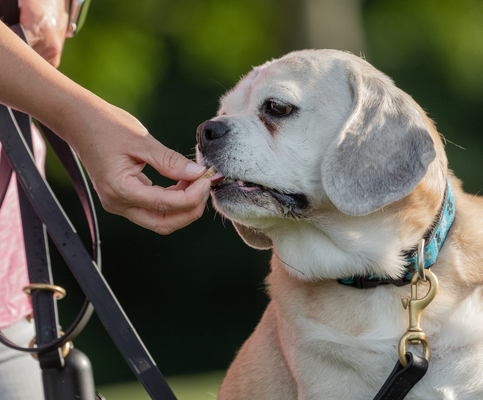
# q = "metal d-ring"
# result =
<box><xmin>23</xmin><ymin>284</ymin><xmax>70</xmax><ymax>360</ymax></box>
<box><xmin>29</xmin><ymin>331</ymin><xmax>72</xmax><ymax>360</ymax></box>
<box><xmin>398</xmin><ymin>331</ymin><xmax>431</xmax><ymax>366</ymax></box>
<box><xmin>23</xmin><ymin>283</ymin><xmax>66</xmax><ymax>300</ymax></box>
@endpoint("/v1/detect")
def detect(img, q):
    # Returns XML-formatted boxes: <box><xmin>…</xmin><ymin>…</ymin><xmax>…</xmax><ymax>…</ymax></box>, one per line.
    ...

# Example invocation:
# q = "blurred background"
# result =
<box><xmin>46</xmin><ymin>0</ymin><xmax>483</xmax><ymax>396</ymax></box>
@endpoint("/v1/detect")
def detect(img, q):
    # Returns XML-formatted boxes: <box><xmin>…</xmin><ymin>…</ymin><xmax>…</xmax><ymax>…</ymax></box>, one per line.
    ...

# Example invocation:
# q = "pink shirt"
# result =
<box><xmin>0</xmin><ymin>125</ymin><xmax>46</xmax><ymax>329</ymax></box>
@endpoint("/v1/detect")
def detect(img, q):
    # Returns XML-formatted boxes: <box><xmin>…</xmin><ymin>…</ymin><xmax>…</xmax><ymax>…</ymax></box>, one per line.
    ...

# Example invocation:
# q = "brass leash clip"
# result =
<box><xmin>398</xmin><ymin>241</ymin><xmax>439</xmax><ymax>367</ymax></box>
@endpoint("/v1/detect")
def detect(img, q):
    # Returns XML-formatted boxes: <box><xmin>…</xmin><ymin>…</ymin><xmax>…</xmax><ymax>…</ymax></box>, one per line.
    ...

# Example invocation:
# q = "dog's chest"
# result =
<box><xmin>268</xmin><ymin>261</ymin><xmax>407</xmax><ymax>339</ymax></box>
<box><xmin>268</xmin><ymin>265</ymin><xmax>483</xmax><ymax>399</ymax></box>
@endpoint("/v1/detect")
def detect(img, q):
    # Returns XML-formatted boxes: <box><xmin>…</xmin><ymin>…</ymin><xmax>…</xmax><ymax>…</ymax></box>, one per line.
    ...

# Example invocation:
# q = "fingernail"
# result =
<box><xmin>186</xmin><ymin>162</ymin><xmax>206</xmax><ymax>174</ymax></box>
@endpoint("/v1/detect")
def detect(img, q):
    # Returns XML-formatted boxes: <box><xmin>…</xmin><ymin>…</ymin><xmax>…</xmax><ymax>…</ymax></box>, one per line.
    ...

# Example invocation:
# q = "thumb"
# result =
<box><xmin>150</xmin><ymin>142</ymin><xmax>206</xmax><ymax>181</ymax></box>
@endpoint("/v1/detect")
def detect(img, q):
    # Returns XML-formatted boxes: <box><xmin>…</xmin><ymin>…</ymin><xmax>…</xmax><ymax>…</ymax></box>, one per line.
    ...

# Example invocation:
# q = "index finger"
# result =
<box><xmin>141</xmin><ymin>138</ymin><xmax>207</xmax><ymax>182</ymax></box>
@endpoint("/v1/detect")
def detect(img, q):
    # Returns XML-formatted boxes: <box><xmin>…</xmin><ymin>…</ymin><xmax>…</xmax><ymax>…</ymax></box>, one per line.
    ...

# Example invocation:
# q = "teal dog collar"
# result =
<box><xmin>339</xmin><ymin>179</ymin><xmax>455</xmax><ymax>289</ymax></box>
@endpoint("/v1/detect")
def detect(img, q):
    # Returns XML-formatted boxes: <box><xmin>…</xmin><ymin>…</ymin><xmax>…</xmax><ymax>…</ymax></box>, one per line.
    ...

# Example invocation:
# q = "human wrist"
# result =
<box><xmin>45</xmin><ymin>83</ymin><xmax>108</xmax><ymax>156</ymax></box>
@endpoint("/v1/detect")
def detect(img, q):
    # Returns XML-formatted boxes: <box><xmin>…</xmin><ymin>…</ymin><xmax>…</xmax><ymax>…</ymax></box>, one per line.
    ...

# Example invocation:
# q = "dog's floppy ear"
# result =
<box><xmin>321</xmin><ymin>67</ymin><xmax>436</xmax><ymax>216</ymax></box>
<box><xmin>232</xmin><ymin>222</ymin><xmax>273</xmax><ymax>250</ymax></box>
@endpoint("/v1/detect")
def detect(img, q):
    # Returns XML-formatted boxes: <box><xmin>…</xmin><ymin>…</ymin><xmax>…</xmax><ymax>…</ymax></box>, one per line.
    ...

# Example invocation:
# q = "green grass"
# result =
<box><xmin>97</xmin><ymin>370</ymin><xmax>224</xmax><ymax>400</ymax></box>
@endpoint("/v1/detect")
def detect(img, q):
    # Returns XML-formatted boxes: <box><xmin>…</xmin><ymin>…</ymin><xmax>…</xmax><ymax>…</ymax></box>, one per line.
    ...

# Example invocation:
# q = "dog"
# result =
<box><xmin>196</xmin><ymin>49</ymin><xmax>483</xmax><ymax>399</ymax></box>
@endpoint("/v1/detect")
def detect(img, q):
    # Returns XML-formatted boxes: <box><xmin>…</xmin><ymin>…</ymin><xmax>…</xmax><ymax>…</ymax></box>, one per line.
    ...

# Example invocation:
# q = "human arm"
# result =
<box><xmin>0</xmin><ymin>20</ymin><xmax>211</xmax><ymax>234</ymax></box>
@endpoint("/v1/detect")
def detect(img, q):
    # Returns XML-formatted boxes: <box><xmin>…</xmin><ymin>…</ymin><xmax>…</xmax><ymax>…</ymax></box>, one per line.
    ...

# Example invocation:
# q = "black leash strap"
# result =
<box><xmin>0</xmin><ymin>148</ymin><xmax>12</xmax><ymax>201</ymax></box>
<box><xmin>0</xmin><ymin>104</ymin><xmax>177</xmax><ymax>399</ymax></box>
<box><xmin>14</xmin><ymin>107</ymin><xmax>65</xmax><ymax>370</ymax></box>
<box><xmin>373</xmin><ymin>352</ymin><xmax>428</xmax><ymax>400</ymax></box>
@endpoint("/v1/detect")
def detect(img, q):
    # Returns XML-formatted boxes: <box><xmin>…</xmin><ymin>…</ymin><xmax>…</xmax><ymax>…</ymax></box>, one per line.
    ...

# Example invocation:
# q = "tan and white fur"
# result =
<box><xmin>196</xmin><ymin>49</ymin><xmax>483</xmax><ymax>399</ymax></box>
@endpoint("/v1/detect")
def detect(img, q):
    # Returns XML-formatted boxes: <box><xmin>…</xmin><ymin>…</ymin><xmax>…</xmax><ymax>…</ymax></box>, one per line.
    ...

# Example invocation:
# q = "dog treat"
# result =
<box><xmin>197</xmin><ymin>166</ymin><xmax>216</xmax><ymax>180</ymax></box>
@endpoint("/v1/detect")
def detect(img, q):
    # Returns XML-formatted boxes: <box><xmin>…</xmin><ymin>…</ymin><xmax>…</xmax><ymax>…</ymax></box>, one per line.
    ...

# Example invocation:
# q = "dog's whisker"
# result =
<box><xmin>256</xmin><ymin>282</ymin><xmax>267</xmax><ymax>293</ymax></box>
<box><xmin>446</xmin><ymin>139</ymin><xmax>466</xmax><ymax>151</ymax></box>
<box><xmin>439</xmin><ymin>132</ymin><xmax>466</xmax><ymax>150</ymax></box>
<box><xmin>255</xmin><ymin>163</ymin><xmax>277</xmax><ymax>176</ymax></box>
<box><xmin>209</xmin><ymin>78</ymin><xmax>228</xmax><ymax>92</ymax></box>
<box><xmin>218</xmin><ymin>213</ymin><xmax>227</xmax><ymax>229</ymax></box>
<box><xmin>273</xmin><ymin>251</ymin><xmax>305</xmax><ymax>276</ymax></box>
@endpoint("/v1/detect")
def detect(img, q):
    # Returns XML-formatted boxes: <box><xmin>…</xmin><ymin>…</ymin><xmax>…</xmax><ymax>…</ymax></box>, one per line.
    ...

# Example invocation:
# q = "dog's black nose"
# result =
<box><xmin>196</xmin><ymin>120</ymin><xmax>230</xmax><ymax>149</ymax></box>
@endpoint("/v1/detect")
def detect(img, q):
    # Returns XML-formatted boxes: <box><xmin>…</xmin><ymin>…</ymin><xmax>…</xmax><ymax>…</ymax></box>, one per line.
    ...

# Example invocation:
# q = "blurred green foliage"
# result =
<box><xmin>45</xmin><ymin>0</ymin><xmax>483</xmax><ymax>390</ymax></box>
<box><xmin>59</xmin><ymin>0</ymin><xmax>288</xmax><ymax>116</ymax></box>
<box><xmin>365</xmin><ymin>0</ymin><xmax>483</xmax><ymax>99</ymax></box>
<box><xmin>365</xmin><ymin>0</ymin><xmax>483</xmax><ymax>195</ymax></box>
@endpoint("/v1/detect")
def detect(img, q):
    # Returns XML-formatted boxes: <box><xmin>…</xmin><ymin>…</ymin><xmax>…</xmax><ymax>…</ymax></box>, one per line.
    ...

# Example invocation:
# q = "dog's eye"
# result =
<box><xmin>266</xmin><ymin>100</ymin><xmax>294</xmax><ymax>116</ymax></box>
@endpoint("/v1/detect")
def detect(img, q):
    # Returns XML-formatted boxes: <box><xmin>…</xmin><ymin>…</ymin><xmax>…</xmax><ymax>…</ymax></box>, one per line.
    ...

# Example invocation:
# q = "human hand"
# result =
<box><xmin>61</xmin><ymin>101</ymin><xmax>212</xmax><ymax>235</ymax></box>
<box><xmin>19</xmin><ymin>0</ymin><xmax>69</xmax><ymax>67</ymax></box>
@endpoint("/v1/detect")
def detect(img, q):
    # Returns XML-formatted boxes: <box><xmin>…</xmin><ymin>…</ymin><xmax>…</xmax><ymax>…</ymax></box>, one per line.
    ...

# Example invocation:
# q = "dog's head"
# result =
<box><xmin>196</xmin><ymin>50</ymin><xmax>446</xmax><ymax>259</ymax></box>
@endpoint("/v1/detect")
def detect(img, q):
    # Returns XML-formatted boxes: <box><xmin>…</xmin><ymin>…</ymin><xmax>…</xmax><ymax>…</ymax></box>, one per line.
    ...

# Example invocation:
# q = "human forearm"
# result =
<box><xmin>0</xmin><ymin>20</ymin><xmax>86</xmax><ymax>132</ymax></box>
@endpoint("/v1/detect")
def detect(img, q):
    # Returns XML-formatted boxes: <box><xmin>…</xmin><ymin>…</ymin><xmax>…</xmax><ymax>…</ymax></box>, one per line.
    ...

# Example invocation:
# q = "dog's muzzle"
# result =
<box><xmin>196</xmin><ymin>119</ymin><xmax>310</xmax><ymax>215</ymax></box>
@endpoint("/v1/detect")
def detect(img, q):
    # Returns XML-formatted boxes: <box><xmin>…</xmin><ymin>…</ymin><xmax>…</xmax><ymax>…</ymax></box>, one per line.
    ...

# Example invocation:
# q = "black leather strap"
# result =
<box><xmin>0</xmin><ymin>148</ymin><xmax>12</xmax><ymax>205</ymax></box>
<box><xmin>373</xmin><ymin>353</ymin><xmax>429</xmax><ymax>400</ymax></box>
<box><xmin>13</xmin><ymin>108</ymin><xmax>65</xmax><ymax>369</ymax></box>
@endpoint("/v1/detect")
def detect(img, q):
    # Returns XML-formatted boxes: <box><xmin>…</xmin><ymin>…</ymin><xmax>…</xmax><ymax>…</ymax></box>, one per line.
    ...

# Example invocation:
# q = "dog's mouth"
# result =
<box><xmin>207</xmin><ymin>171</ymin><xmax>309</xmax><ymax>212</ymax></box>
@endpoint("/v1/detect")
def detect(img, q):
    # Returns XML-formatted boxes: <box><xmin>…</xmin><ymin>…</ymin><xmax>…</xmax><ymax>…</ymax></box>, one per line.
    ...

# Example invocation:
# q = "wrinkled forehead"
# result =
<box><xmin>219</xmin><ymin>61</ymin><xmax>277</xmax><ymax>112</ymax></box>
<box><xmin>219</xmin><ymin>52</ymin><xmax>353</xmax><ymax>113</ymax></box>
